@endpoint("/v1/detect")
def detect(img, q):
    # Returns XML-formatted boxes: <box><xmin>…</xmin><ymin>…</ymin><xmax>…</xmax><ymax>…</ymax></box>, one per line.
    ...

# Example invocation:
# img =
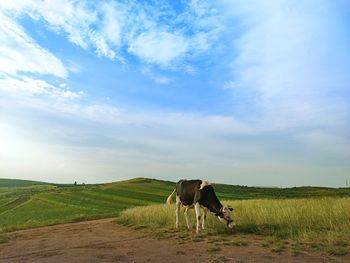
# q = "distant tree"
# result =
<box><xmin>74</xmin><ymin>181</ymin><xmax>77</xmax><ymax>186</ymax></box>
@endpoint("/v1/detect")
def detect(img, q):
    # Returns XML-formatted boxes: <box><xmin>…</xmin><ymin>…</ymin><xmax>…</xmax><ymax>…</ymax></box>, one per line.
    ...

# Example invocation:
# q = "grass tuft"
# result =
<box><xmin>327</xmin><ymin>246</ymin><xmax>349</xmax><ymax>256</ymax></box>
<box><xmin>0</xmin><ymin>234</ymin><xmax>10</xmax><ymax>244</ymax></box>
<box><xmin>207</xmin><ymin>246</ymin><xmax>222</xmax><ymax>253</ymax></box>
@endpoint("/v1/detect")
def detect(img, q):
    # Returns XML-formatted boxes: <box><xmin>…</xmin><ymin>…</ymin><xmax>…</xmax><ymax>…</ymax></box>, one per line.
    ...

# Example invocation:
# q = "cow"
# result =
<box><xmin>166</xmin><ymin>179</ymin><xmax>235</xmax><ymax>233</ymax></box>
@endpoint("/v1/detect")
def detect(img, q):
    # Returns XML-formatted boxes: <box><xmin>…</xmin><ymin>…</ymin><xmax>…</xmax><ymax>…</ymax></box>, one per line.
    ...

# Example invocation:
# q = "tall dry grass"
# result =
<box><xmin>117</xmin><ymin>197</ymin><xmax>350</xmax><ymax>243</ymax></box>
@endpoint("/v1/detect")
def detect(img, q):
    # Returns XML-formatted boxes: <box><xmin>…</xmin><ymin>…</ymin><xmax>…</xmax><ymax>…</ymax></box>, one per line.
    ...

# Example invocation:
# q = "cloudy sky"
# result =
<box><xmin>0</xmin><ymin>0</ymin><xmax>349</xmax><ymax>187</ymax></box>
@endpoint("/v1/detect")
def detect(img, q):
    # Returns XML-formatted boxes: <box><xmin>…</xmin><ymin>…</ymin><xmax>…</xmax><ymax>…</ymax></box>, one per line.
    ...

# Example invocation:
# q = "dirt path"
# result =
<box><xmin>0</xmin><ymin>219</ymin><xmax>348</xmax><ymax>263</ymax></box>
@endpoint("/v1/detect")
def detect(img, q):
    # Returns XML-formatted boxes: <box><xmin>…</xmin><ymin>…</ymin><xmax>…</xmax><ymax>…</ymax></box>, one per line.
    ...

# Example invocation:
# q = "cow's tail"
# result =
<box><xmin>166</xmin><ymin>188</ymin><xmax>176</xmax><ymax>205</ymax></box>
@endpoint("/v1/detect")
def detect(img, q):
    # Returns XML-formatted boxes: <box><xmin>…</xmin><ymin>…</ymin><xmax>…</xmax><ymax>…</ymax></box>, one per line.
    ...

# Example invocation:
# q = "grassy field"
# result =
<box><xmin>1</xmin><ymin>178</ymin><xmax>350</xmax><ymax>255</ymax></box>
<box><xmin>1</xmin><ymin>177</ymin><xmax>349</xmax><ymax>247</ymax></box>
<box><xmin>118</xmin><ymin>198</ymin><xmax>350</xmax><ymax>255</ymax></box>
<box><xmin>0</xmin><ymin>179</ymin><xmax>50</xmax><ymax>188</ymax></box>
<box><xmin>0</xmin><ymin>178</ymin><xmax>174</xmax><ymax>232</ymax></box>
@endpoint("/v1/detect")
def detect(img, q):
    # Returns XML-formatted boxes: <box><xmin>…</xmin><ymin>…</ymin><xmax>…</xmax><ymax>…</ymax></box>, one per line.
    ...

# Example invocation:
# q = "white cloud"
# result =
<box><xmin>123</xmin><ymin>1</ymin><xmax>223</xmax><ymax>67</ymax></box>
<box><xmin>223</xmin><ymin>81</ymin><xmax>239</xmax><ymax>89</ymax></box>
<box><xmin>0</xmin><ymin>0</ymin><xmax>97</xmax><ymax>49</ymax></box>
<box><xmin>89</xmin><ymin>31</ymin><xmax>117</xmax><ymax>59</ymax></box>
<box><xmin>140</xmin><ymin>66</ymin><xmax>172</xmax><ymax>85</ymax></box>
<box><xmin>224</xmin><ymin>0</ymin><xmax>350</xmax><ymax>128</ymax></box>
<box><xmin>29</xmin><ymin>0</ymin><xmax>97</xmax><ymax>50</ymax></box>
<box><xmin>128</xmin><ymin>31</ymin><xmax>189</xmax><ymax>66</ymax></box>
<box><xmin>0</xmin><ymin>13</ymin><xmax>67</xmax><ymax>78</ymax></box>
<box><xmin>0</xmin><ymin>0</ymin><xmax>223</xmax><ymax>67</ymax></box>
<box><xmin>0</xmin><ymin>5</ymin><xmax>87</xmax><ymax>116</ymax></box>
<box><xmin>153</xmin><ymin>76</ymin><xmax>172</xmax><ymax>85</ymax></box>
<box><xmin>1</xmin><ymin>0</ymin><xmax>101</xmax><ymax>54</ymax></box>
<box><xmin>0</xmin><ymin>76</ymin><xmax>83</xmax><ymax>99</ymax></box>
<box><xmin>2</xmin><ymin>98</ymin><xmax>348</xmax><ymax>186</ymax></box>
<box><xmin>82</xmin><ymin>105</ymin><xmax>120</xmax><ymax>123</ymax></box>
<box><xmin>99</xmin><ymin>2</ymin><xmax>123</xmax><ymax>48</ymax></box>
<box><xmin>66</xmin><ymin>60</ymin><xmax>81</xmax><ymax>74</ymax></box>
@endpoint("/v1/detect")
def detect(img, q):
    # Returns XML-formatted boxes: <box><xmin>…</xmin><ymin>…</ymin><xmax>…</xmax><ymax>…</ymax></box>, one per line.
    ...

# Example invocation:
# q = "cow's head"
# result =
<box><xmin>216</xmin><ymin>206</ymin><xmax>235</xmax><ymax>228</ymax></box>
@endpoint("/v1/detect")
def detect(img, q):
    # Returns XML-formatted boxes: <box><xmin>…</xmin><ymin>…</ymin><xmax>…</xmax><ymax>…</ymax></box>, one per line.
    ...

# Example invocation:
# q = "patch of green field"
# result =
<box><xmin>214</xmin><ymin>184</ymin><xmax>350</xmax><ymax>200</ymax></box>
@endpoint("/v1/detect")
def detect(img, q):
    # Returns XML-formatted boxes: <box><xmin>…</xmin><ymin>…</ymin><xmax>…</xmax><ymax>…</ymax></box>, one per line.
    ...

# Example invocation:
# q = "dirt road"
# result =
<box><xmin>0</xmin><ymin>219</ymin><xmax>347</xmax><ymax>262</ymax></box>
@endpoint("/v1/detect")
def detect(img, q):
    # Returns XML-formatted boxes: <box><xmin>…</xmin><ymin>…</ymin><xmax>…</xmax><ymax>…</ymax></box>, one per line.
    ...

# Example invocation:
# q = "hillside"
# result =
<box><xmin>0</xmin><ymin>177</ymin><xmax>349</xmax><ymax>232</ymax></box>
<box><xmin>0</xmin><ymin>178</ymin><xmax>49</xmax><ymax>188</ymax></box>
<box><xmin>213</xmin><ymin>183</ymin><xmax>350</xmax><ymax>199</ymax></box>
<box><xmin>0</xmin><ymin>178</ymin><xmax>174</xmax><ymax>232</ymax></box>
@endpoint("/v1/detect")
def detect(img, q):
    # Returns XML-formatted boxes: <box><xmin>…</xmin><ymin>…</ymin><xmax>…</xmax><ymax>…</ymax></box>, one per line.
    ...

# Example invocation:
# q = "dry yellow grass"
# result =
<box><xmin>117</xmin><ymin>197</ymin><xmax>350</xmax><ymax>245</ymax></box>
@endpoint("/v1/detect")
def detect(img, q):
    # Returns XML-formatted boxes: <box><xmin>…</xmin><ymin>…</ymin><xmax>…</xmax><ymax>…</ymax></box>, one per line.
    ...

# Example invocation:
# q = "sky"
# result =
<box><xmin>0</xmin><ymin>0</ymin><xmax>349</xmax><ymax>187</ymax></box>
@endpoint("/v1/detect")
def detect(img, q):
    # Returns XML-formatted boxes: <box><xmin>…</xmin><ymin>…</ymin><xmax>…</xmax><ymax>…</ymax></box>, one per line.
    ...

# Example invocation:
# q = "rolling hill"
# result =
<box><xmin>0</xmin><ymin>177</ymin><xmax>349</xmax><ymax>232</ymax></box>
<box><xmin>0</xmin><ymin>178</ymin><xmax>49</xmax><ymax>188</ymax></box>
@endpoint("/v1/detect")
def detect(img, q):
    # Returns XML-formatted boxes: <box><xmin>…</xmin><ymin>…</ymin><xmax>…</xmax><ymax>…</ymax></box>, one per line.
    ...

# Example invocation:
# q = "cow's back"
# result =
<box><xmin>176</xmin><ymin>180</ymin><xmax>202</xmax><ymax>206</ymax></box>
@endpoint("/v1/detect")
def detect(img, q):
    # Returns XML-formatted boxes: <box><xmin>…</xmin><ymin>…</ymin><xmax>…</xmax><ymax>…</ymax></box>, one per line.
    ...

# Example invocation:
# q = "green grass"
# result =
<box><xmin>214</xmin><ymin>184</ymin><xmax>350</xmax><ymax>200</ymax></box>
<box><xmin>0</xmin><ymin>179</ymin><xmax>49</xmax><ymax>188</ymax></box>
<box><xmin>0</xmin><ymin>178</ymin><xmax>174</xmax><ymax>232</ymax></box>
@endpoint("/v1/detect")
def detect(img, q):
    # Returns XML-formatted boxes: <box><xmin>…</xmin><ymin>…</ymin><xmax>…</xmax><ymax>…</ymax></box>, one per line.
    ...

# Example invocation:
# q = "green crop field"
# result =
<box><xmin>0</xmin><ymin>179</ymin><xmax>50</xmax><ymax>188</ymax></box>
<box><xmin>0</xmin><ymin>178</ymin><xmax>174</xmax><ymax>232</ymax></box>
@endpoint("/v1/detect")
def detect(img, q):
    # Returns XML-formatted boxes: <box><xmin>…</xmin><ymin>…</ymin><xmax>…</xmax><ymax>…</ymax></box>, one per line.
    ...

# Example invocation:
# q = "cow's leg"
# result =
<box><xmin>194</xmin><ymin>202</ymin><xmax>201</xmax><ymax>233</ymax></box>
<box><xmin>184</xmin><ymin>207</ymin><xmax>190</xmax><ymax>229</ymax></box>
<box><xmin>202</xmin><ymin>208</ymin><xmax>207</xmax><ymax>229</ymax></box>
<box><xmin>175</xmin><ymin>195</ymin><xmax>181</xmax><ymax>228</ymax></box>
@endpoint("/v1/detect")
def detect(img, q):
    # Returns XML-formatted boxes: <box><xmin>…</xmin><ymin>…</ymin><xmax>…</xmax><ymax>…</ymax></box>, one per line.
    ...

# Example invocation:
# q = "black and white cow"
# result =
<box><xmin>166</xmin><ymin>179</ymin><xmax>235</xmax><ymax>233</ymax></box>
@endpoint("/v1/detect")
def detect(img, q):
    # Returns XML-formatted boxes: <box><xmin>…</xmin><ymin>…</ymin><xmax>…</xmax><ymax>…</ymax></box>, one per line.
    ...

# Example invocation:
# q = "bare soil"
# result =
<box><xmin>0</xmin><ymin>219</ymin><xmax>348</xmax><ymax>263</ymax></box>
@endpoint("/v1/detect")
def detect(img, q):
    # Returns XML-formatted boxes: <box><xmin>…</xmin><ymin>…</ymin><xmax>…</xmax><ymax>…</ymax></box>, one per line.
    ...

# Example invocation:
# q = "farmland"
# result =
<box><xmin>0</xmin><ymin>178</ymin><xmax>173</xmax><ymax>232</ymax></box>
<box><xmin>1</xmin><ymin>177</ymin><xmax>349</xmax><ymax>233</ymax></box>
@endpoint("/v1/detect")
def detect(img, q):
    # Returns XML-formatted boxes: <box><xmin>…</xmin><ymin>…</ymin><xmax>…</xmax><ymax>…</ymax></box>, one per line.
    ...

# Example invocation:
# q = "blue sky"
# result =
<box><xmin>0</xmin><ymin>0</ymin><xmax>349</xmax><ymax>186</ymax></box>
